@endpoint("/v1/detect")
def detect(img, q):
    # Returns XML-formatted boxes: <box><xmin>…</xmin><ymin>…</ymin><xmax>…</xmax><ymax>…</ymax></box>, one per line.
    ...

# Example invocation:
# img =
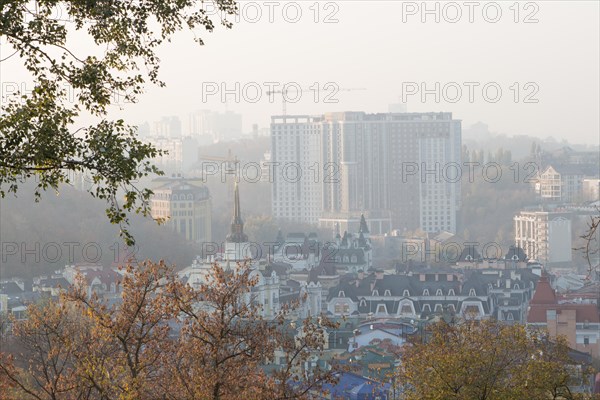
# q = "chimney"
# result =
<box><xmin>420</xmin><ymin>274</ymin><xmax>426</xmax><ymax>282</ymax></box>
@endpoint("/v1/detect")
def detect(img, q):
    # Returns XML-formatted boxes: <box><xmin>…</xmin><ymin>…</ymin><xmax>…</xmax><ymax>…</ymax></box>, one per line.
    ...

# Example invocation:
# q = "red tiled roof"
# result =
<box><xmin>530</xmin><ymin>274</ymin><xmax>557</xmax><ymax>305</ymax></box>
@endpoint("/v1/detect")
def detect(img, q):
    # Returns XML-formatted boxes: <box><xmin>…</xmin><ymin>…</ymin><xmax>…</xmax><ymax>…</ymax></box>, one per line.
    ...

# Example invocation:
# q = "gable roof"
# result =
<box><xmin>530</xmin><ymin>274</ymin><xmax>557</xmax><ymax>305</ymax></box>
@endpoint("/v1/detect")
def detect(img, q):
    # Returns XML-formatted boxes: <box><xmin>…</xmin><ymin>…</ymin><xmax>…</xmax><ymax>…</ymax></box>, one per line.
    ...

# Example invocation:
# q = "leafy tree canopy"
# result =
<box><xmin>399</xmin><ymin>318</ymin><xmax>593</xmax><ymax>400</ymax></box>
<box><xmin>0</xmin><ymin>0</ymin><xmax>237</xmax><ymax>244</ymax></box>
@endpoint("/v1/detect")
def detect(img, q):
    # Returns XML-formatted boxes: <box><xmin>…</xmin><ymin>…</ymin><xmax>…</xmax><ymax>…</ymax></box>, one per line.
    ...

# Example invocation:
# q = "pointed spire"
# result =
<box><xmin>233</xmin><ymin>180</ymin><xmax>242</xmax><ymax>224</ymax></box>
<box><xmin>226</xmin><ymin>181</ymin><xmax>248</xmax><ymax>243</ymax></box>
<box><xmin>359</xmin><ymin>214</ymin><xmax>369</xmax><ymax>234</ymax></box>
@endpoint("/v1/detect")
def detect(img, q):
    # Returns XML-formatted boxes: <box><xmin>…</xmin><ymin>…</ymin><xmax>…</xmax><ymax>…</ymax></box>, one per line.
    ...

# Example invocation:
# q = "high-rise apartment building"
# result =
<box><xmin>271</xmin><ymin>112</ymin><xmax>462</xmax><ymax>234</ymax></box>
<box><xmin>187</xmin><ymin>110</ymin><xmax>242</xmax><ymax>142</ymax></box>
<box><xmin>514</xmin><ymin>210</ymin><xmax>572</xmax><ymax>265</ymax></box>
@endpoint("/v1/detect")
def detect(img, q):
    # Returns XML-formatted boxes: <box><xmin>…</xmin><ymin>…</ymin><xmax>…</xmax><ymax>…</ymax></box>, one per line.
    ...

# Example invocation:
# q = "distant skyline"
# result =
<box><xmin>1</xmin><ymin>1</ymin><xmax>598</xmax><ymax>145</ymax></box>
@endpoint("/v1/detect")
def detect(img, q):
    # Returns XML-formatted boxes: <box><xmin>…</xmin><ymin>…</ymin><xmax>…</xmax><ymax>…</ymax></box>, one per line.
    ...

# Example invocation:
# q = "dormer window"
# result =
<box><xmin>423</xmin><ymin>289</ymin><xmax>429</xmax><ymax>296</ymax></box>
<box><xmin>372</xmin><ymin>290</ymin><xmax>379</xmax><ymax>296</ymax></box>
<box><xmin>507</xmin><ymin>313</ymin><xmax>514</xmax><ymax>321</ymax></box>
<box><xmin>384</xmin><ymin>289</ymin><xmax>391</xmax><ymax>296</ymax></box>
<box><xmin>436</xmin><ymin>289</ymin><xmax>443</xmax><ymax>296</ymax></box>
<box><xmin>513</xmin><ymin>284</ymin><xmax>520</xmax><ymax>290</ymax></box>
<box><xmin>376</xmin><ymin>304</ymin><xmax>387</xmax><ymax>315</ymax></box>
<box><xmin>423</xmin><ymin>304</ymin><xmax>431</xmax><ymax>312</ymax></box>
<box><xmin>338</xmin><ymin>290</ymin><xmax>345</xmax><ymax>298</ymax></box>
<box><xmin>448</xmin><ymin>289</ymin><xmax>455</xmax><ymax>296</ymax></box>
<box><xmin>435</xmin><ymin>304</ymin><xmax>443</xmax><ymax>312</ymax></box>
<box><xmin>403</xmin><ymin>290</ymin><xmax>410</xmax><ymax>297</ymax></box>
<box><xmin>359</xmin><ymin>299</ymin><xmax>367</xmax><ymax>307</ymax></box>
<box><xmin>469</xmin><ymin>288</ymin><xmax>476</xmax><ymax>296</ymax></box>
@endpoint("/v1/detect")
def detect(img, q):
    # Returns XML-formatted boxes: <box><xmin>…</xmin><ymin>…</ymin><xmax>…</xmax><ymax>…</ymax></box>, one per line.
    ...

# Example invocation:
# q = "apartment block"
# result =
<box><xmin>514</xmin><ymin>210</ymin><xmax>572</xmax><ymax>265</ymax></box>
<box><xmin>270</xmin><ymin>112</ymin><xmax>462</xmax><ymax>234</ymax></box>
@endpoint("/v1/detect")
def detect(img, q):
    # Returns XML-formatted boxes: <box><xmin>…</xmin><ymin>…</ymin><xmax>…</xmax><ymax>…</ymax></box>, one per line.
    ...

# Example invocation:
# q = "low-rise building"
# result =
<box><xmin>527</xmin><ymin>274</ymin><xmax>600</xmax><ymax>358</ymax></box>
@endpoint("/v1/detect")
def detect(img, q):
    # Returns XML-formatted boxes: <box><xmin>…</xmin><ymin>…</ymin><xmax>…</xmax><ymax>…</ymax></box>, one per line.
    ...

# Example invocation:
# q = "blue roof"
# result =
<box><xmin>320</xmin><ymin>372</ymin><xmax>391</xmax><ymax>400</ymax></box>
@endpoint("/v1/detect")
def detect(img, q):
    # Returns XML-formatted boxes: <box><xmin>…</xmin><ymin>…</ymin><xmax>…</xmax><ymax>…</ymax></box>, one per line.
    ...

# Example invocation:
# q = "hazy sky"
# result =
<box><xmin>1</xmin><ymin>1</ymin><xmax>599</xmax><ymax>144</ymax></box>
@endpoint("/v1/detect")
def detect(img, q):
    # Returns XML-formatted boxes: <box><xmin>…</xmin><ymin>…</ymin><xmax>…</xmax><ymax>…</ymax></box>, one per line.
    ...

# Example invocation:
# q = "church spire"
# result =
<box><xmin>359</xmin><ymin>214</ymin><xmax>370</xmax><ymax>235</ymax></box>
<box><xmin>233</xmin><ymin>180</ymin><xmax>242</xmax><ymax>224</ymax></box>
<box><xmin>226</xmin><ymin>181</ymin><xmax>248</xmax><ymax>243</ymax></box>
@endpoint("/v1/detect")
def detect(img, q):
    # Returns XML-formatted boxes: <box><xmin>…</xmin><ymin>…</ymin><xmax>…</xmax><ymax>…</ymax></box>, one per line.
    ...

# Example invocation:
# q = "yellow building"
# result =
<box><xmin>151</xmin><ymin>176</ymin><xmax>212</xmax><ymax>243</ymax></box>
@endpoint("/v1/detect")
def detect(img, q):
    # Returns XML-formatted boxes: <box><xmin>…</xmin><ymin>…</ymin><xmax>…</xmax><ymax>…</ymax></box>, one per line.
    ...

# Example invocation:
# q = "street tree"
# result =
<box><xmin>399</xmin><ymin>318</ymin><xmax>594</xmax><ymax>400</ymax></box>
<box><xmin>0</xmin><ymin>260</ymin><xmax>337</xmax><ymax>399</ymax></box>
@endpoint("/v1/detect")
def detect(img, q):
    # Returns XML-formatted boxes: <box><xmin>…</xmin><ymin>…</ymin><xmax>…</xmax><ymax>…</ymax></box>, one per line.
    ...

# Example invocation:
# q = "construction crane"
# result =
<box><xmin>266</xmin><ymin>86</ymin><xmax>366</xmax><ymax>116</ymax></box>
<box><xmin>196</xmin><ymin>148</ymin><xmax>241</xmax><ymax>203</ymax></box>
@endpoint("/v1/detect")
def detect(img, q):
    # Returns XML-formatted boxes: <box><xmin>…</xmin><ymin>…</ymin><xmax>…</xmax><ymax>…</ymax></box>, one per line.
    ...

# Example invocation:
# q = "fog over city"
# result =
<box><xmin>2</xmin><ymin>1</ymin><xmax>599</xmax><ymax>142</ymax></box>
<box><xmin>1</xmin><ymin>1</ymin><xmax>600</xmax><ymax>398</ymax></box>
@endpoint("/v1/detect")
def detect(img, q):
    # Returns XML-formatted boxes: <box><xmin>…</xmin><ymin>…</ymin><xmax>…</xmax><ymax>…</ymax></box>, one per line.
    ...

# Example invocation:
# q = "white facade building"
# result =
<box><xmin>270</xmin><ymin>112</ymin><xmax>462</xmax><ymax>233</ymax></box>
<box><xmin>514</xmin><ymin>210</ymin><xmax>572</xmax><ymax>265</ymax></box>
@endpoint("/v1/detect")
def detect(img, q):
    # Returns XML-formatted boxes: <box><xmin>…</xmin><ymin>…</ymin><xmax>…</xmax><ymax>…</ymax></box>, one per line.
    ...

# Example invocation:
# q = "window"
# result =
<box><xmin>359</xmin><ymin>299</ymin><xmax>367</xmax><ymax>307</ymax></box>
<box><xmin>376</xmin><ymin>304</ymin><xmax>387</xmax><ymax>315</ymax></box>
<box><xmin>338</xmin><ymin>290</ymin><xmax>345</xmax><ymax>298</ymax></box>
<box><xmin>403</xmin><ymin>290</ymin><xmax>410</xmax><ymax>297</ymax></box>
<box><xmin>384</xmin><ymin>290</ymin><xmax>391</xmax><ymax>296</ymax></box>
<box><xmin>464</xmin><ymin>305</ymin><xmax>480</xmax><ymax>315</ymax></box>
<box><xmin>372</xmin><ymin>290</ymin><xmax>379</xmax><ymax>296</ymax></box>
<box><xmin>435</xmin><ymin>304</ymin><xmax>443</xmax><ymax>312</ymax></box>
<box><xmin>584</xmin><ymin>337</ymin><xmax>589</xmax><ymax>345</ymax></box>
<box><xmin>469</xmin><ymin>288</ymin><xmax>476</xmax><ymax>296</ymax></box>
<box><xmin>448</xmin><ymin>304</ymin><xmax>455</xmax><ymax>312</ymax></box>
<box><xmin>507</xmin><ymin>313</ymin><xmax>514</xmax><ymax>321</ymax></box>
<box><xmin>513</xmin><ymin>284</ymin><xmax>520</xmax><ymax>290</ymax></box>
<box><xmin>400</xmin><ymin>303</ymin><xmax>413</xmax><ymax>315</ymax></box>
<box><xmin>334</xmin><ymin>302</ymin><xmax>350</xmax><ymax>314</ymax></box>
<box><xmin>436</xmin><ymin>289</ymin><xmax>443</xmax><ymax>296</ymax></box>
<box><xmin>448</xmin><ymin>289</ymin><xmax>455</xmax><ymax>296</ymax></box>
<box><xmin>423</xmin><ymin>289</ymin><xmax>429</xmax><ymax>296</ymax></box>
<box><xmin>423</xmin><ymin>304</ymin><xmax>431</xmax><ymax>312</ymax></box>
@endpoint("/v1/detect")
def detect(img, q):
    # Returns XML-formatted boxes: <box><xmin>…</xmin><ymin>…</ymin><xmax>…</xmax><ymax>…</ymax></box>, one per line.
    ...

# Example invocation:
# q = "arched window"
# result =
<box><xmin>448</xmin><ymin>289</ymin><xmax>455</xmax><ymax>296</ymax></box>
<box><xmin>507</xmin><ymin>313</ymin><xmax>514</xmax><ymax>321</ymax></box>
<box><xmin>469</xmin><ymin>288</ymin><xmax>476</xmax><ymax>296</ymax></box>
<box><xmin>422</xmin><ymin>304</ymin><xmax>431</xmax><ymax>312</ymax></box>
<box><xmin>338</xmin><ymin>290</ymin><xmax>345</xmax><ymax>298</ymax></box>
<box><xmin>372</xmin><ymin>290</ymin><xmax>379</xmax><ymax>296</ymax></box>
<box><xmin>513</xmin><ymin>284</ymin><xmax>520</xmax><ymax>290</ymax></box>
<box><xmin>448</xmin><ymin>304</ymin><xmax>456</xmax><ymax>312</ymax></box>
<box><xmin>436</xmin><ymin>289</ymin><xmax>443</xmax><ymax>296</ymax></box>
<box><xmin>172</xmin><ymin>194</ymin><xmax>178</xmax><ymax>201</ymax></box>
<box><xmin>384</xmin><ymin>289</ymin><xmax>391</xmax><ymax>296</ymax></box>
<box><xmin>187</xmin><ymin>194</ymin><xmax>193</xmax><ymax>200</ymax></box>
<box><xmin>343</xmin><ymin>256</ymin><xmax>349</xmax><ymax>263</ymax></box>
<box><xmin>435</xmin><ymin>304</ymin><xmax>443</xmax><ymax>312</ymax></box>
<box><xmin>403</xmin><ymin>290</ymin><xmax>410</xmax><ymax>297</ymax></box>
<box><xmin>359</xmin><ymin>299</ymin><xmax>367</xmax><ymax>307</ymax></box>
<box><xmin>423</xmin><ymin>289</ymin><xmax>429</xmax><ymax>296</ymax></box>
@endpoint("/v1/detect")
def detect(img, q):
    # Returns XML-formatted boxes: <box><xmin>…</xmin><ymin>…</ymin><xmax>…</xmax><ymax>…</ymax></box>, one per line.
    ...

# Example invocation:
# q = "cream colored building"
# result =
<box><xmin>150</xmin><ymin>176</ymin><xmax>212</xmax><ymax>243</ymax></box>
